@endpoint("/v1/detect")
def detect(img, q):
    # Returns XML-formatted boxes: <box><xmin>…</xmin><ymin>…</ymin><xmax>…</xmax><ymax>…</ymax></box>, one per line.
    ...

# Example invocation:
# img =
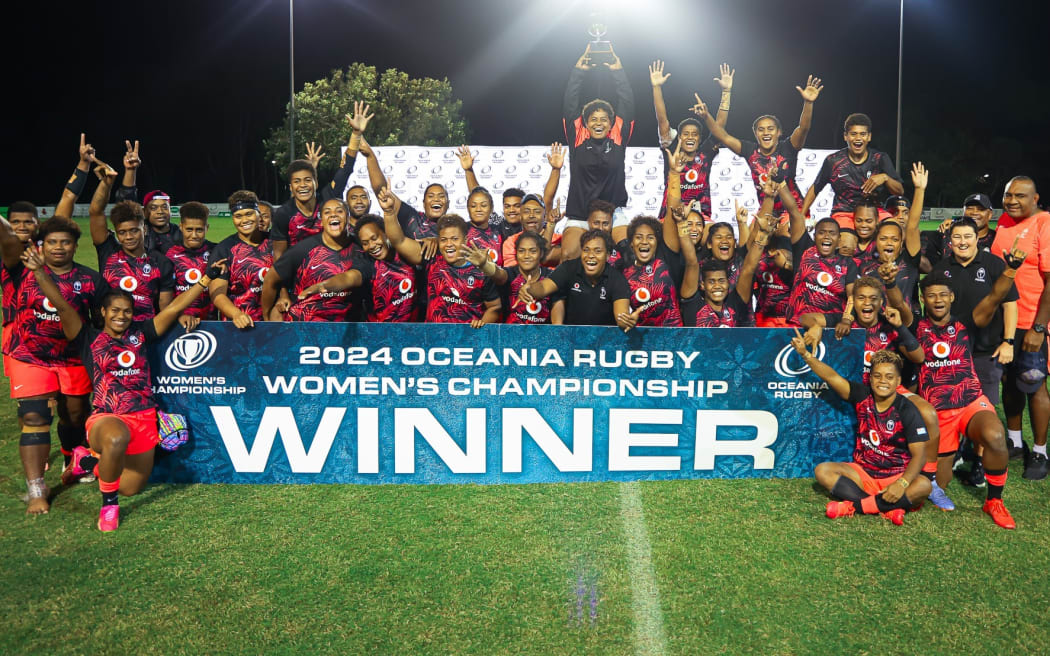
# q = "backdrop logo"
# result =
<box><xmin>393</xmin><ymin>150</ymin><xmax>407</xmax><ymax>161</ymax></box>
<box><xmin>504</xmin><ymin>165</ymin><xmax>517</xmax><ymax>176</ymax></box>
<box><xmin>774</xmin><ymin>342</ymin><xmax>826</xmax><ymax>377</ymax></box>
<box><xmin>165</xmin><ymin>330</ymin><xmax>218</xmax><ymax>372</ymax></box>
<box><xmin>405</xmin><ymin>165</ymin><xmax>419</xmax><ymax>178</ymax></box>
<box><xmin>491</xmin><ymin>149</ymin><xmax>505</xmax><ymax>162</ymax></box>
<box><xmin>443</xmin><ymin>150</ymin><xmax>457</xmax><ymax>161</ymax></box>
<box><xmin>430</xmin><ymin>165</ymin><xmax>444</xmax><ymax>176</ymax></box>
<box><xmin>633</xmin><ymin>151</ymin><xmax>646</xmax><ymax>161</ymax></box>
<box><xmin>417</xmin><ymin>149</ymin><xmax>431</xmax><ymax>161</ymax></box>
<box><xmin>517</xmin><ymin>149</ymin><xmax>530</xmax><ymax>161</ymax></box>
<box><xmin>719</xmin><ymin>167</ymin><xmax>733</xmax><ymax>180</ymax></box>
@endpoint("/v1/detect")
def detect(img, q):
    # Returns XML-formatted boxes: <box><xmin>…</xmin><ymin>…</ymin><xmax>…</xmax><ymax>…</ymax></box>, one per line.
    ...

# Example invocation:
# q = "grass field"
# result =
<box><xmin>3</xmin><ymin>218</ymin><xmax>1050</xmax><ymax>654</ymax></box>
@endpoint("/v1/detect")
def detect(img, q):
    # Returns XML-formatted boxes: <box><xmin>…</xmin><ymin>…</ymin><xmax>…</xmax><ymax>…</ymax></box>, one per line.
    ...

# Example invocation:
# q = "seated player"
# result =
<box><xmin>519</xmin><ymin>229</ymin><xmax>632</xmax><ymax>329</ymax></box>
<box><xmin>785</xmin><ymin>190</ymin><xmax>858</xmax><ymax>325</ymax></box>
<box><xmin>378</xmin><ymin>187</ymin><xmax>500</xmax><ymax>327</ymax></box>
<box><xmin>792</xmin><ymin>341</ymin><xmax>932</xmax><ymax>526</ymax></box>
<box><xmin>261</xmin><ymin>199</ymin><xmax>373</xmax><ymax>322</ymax></box>
<box><xmin>3</xmin><ymin>217</ymin><xmax>107</xmax><ymax>513</ymax></box>
<box><xmin>913</xmin><ymin>246</ymin><xmax>1026</xmax><ymax>527</ymax></box>
<box><xmin>300</xmin><ymin>215</ymin><xmax>421</xmax><ymax>323</ymax></box>
<box><xmin>209</xmin><ymin>191</ymin><xmax>274</xmax><ymax>329</ymax></box>
<box><xmin>88</xmin><ymin>164</ymin><xmax>174</xmax><ymax>321</ymax></box>
<box><xmin>468</xmin><ymin>231</ymin><xmax>565</xmax><ymax>325</ymax></box>
<box><xmin>165</xmin><ymin>201</ymin><xmax>216</xmax><ymax>329</ymax></box>
<box><xmin>21</xmin><ymin>241</ymin><xmax>218</xmax><ymax>531</ymax></box>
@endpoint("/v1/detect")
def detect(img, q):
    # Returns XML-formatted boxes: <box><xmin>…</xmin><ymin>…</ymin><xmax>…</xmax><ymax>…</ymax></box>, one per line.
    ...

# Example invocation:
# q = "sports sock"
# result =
<box><xmin>831</xmin><ymin>477</ymin><xmax>866</xmax><ymax>501</ymax></box>
<box><xmin>98</xmin><ymin>478</ymin><xmax>120</xmax><ymax>507</ymax></box>
<box><xmin>81</xmin><ymin>455</ymin><xmax>99</xmax><ymax>473</ymax></box>
<box><xmin>1033</xmin><ymin>444</ymin><xmax>1047</xmax><ymax>457</ymax></box>
<box><xmin>56</xmin><ymin>424</ymin><xmax>85</xmax><ymax>466</ymax></box>
<box><xmin>874</xmin><ymin>493</ymin><xmax>913</xmax><ymax>513</ymax></box>
<box><xmin>1007</xmin><ymin>429</ymin><xmax>1023</xmax><ymax>448</ymax></box>
<box><xmin>985</xmin><ymin>467</ymin><xmax>1007</xmax><ymax>500</ymax></box>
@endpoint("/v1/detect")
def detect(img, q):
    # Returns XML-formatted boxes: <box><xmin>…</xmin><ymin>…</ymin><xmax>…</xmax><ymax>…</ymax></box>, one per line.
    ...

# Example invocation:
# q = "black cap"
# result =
<box><xmin>884</xmin><ymin>195</ymin><xmax>909</xmax><ymax>211</ymax></box>
<box><xmin>520</xmin><ymin>193</ymin><xmax>545</xmax><ymax>209</ymax></box>
<box><xmin>963</xmin><ymin>193</ymin><xmax>993</xmax><ymax>210</ymax></box>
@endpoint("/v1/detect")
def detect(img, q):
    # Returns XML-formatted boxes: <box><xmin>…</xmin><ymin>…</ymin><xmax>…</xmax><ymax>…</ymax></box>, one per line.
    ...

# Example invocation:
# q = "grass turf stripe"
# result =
<box><xmin>619</xmin><ymin>481</ymin><xmax>667</xmax><ymax>655</ymax></box>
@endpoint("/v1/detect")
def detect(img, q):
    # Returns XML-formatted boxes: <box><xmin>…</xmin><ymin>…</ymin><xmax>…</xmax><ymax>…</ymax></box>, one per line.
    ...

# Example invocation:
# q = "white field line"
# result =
<box><xmin>619</xmin><ymin>481</ymin><xmax>668</xmax><ymax>656</ymax></box>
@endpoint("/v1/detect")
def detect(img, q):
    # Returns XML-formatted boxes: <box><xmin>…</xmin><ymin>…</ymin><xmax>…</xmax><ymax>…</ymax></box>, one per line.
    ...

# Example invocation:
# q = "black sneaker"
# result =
<box><xmin>1023</xmin><ymin>452</ymin><xmax>1049</xmax><ymax>480</ymax></box>
<box><xmin>968</xmin><ymin>462</ymin><xmax>986</xmax><ymax>488</ymax></box>
<box><xmin>1008</xmin><ymin>443</ymin><xmax>1027</xmax><ymax>461</ymax></box>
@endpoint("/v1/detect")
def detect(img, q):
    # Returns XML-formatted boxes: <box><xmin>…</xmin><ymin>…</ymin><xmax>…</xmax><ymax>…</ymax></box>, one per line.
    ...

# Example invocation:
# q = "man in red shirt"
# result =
<box><xmin>991</xmin><ymin>176</ymin><xmax>1050</xmax><ymax>479</ymax></box>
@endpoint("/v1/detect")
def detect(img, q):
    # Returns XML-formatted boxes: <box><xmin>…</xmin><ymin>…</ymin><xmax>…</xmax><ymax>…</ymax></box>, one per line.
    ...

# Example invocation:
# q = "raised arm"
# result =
<box><xmin>736</xmin><ymin>212</ymin><xmax>776</xmax><ymax>303</ymax></box>
<box><xmin>662</xmin><ymin>145</ymin><xmax>687</xmax><ymax>253</ymax></box>
<box><xmin>150</xmin><ymin>264</ymin><xmax>219</xmax><ymax>337</ymax></box>
<box><xmin>563</xmin><ymin>49</ymin><xmax>591</xmax><ymax>141</ymax></box>
<box><xmin>905</xmin><ymin>162</ymin><xmax>927</xmax><ymax>256</ymax></box>
<box><xmin>463</xmin><ymin>244</ymin><xmax>508</xmax><ymax>287</ymax></box>
<box><xmin>606</xmin><ymin>48</ymin><xmax>634</xmax><ymax>128</ymax></box>
<box><xmin>649</xmin><ymin>60</ymin><xmax>672</xmax><ymax>144</ymax></box>
<box><xmin>56</xmin><ymin>134</ymin><xmax>96</xmax><ymax>219</ymax></box>
<box><xmin>877</xmin><ymin>258</ymin><xmax>914</xmax><ymax>328</ymax></box>
<box><xmin>378</xmin><ymin>186</ymin><xmax>423</xmax><ymax>265</ymax></box>
<box><xmin>327</xmin><ymin>102</ymin><xmax>374</xmax><ymax>201</ymax></box>
<box><xmin>23</xmin><ymin>246</ymin><xmax>82</xmax><ymax>340</ymax></box>
<box><xmin>456</xmin><ymin>146</ymin><xmax>481</xmax><ymax>194</ymax></box>
<box><xmin>88</xmin><ymin>161</ymin><xmax>118</xmax><ymax>246</ymax></box>
<box><xmin>692</xmin><ymin>96</ymin><xmax>743</xmax><ymax>156</ymax></box>
<box><xmin>789</xmin><ymin>76</ymin><xmax>823</xmax><ymax>150</ymax></box>
<box><xmin>712</xmin><ymin>63</ymin><xmax>734</xmax><ymax>128</ymax></box>
<box><xmin>973</xmin><ymin>243</ymin><xmax>1025</xmax><ymax>328</ymax></box>
<box><xmin>543</xmin><ymin>143</ymin><xmax>564</xmax><ymax>210</ymax></box>
<box><xmin>358</xmin><ymin>137</ymin><xmax>402</xmax><ymax>214</ymax></box>
<box><xmin>114</xmin><ymin>139</ymin><xmax>141</xmax><ymax>202</ymax></box>
<box><xmin>790</xmin><ymin>329</ymin><xmax>851</xmax><ymax>400</ymax></box>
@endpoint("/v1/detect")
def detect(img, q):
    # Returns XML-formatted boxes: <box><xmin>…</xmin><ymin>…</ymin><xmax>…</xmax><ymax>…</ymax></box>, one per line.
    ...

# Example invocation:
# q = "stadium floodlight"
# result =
<box><xmin>289</xmin><ymin>0</ymin><xmax>295</xmax><ymax>163</ymax></box>
<box><xmin>895</xmin><ymin>0</ymin><xmax>904</xmax><ymax>167</ymax></box>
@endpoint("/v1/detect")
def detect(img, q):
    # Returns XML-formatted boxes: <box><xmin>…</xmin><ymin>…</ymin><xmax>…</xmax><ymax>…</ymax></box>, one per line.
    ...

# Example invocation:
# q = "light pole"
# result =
<box><xmin>271</xmin><ymin>160</ymin><xmax>279</xmax><ymax>202</ymax></box>
<box><xmin>895</xmin><ymin>0</ymin><xmax>903</xmax><ymax>167</ymax></box>
<box><xmin>289</xmin><ymin>0</ymin><xmax>295</xmax><ymax>163</ymax></box>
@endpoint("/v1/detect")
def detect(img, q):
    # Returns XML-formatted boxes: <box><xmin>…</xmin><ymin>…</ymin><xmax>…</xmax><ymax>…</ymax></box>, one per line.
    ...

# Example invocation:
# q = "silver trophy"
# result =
<box><xmin>586</xmin><ymin>14</ymin><xmax>614</xmax><ymax>65</ymax></box>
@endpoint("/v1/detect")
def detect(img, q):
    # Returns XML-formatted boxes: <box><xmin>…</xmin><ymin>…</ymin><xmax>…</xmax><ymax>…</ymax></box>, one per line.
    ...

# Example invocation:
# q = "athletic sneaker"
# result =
<box><xmin>982</xmin><ymin>499</ymin><xmax>1016</xmax><ymax>530</ymax></box>
<box><xmin>881</xmin><ymin>509</ymin><xmax>905</xmax><ymax>526</ymax></box>
<box><xmin>1023</xmin><ymin>452</ymin><xmax>1048</xmax><ymax>481</ymax></box>
<box><xmin>960</xmin><ymin>462</ymin><xmax>987</xmax><ymax>488</ymax></box>
<box><xmin>825</xmin><ymin>501</ymin><xmax>856</xmax><ymax>519</ymax></box>
<box><xmin>61</xmin><ymin>446</ymin><xmax>93</xmax><ymax>486</ymax></box>
<box><xmin>97</xmin><ymin>505</ymin><xmax>120</xmax><ymax>532</ymax></box>
<box><xmin>1008</xmin><ymin>443</ymin><xmax>1026</xmax><ymax>461</ymax></box>
<box><xmin>928</xmin><ymin>484</ymin><xmax>955</xmax><ymax>511</ymax></box>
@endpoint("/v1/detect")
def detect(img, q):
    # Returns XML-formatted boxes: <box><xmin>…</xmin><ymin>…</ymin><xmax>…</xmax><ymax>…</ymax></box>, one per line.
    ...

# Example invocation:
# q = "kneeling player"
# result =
<box><xmin>22</xmin><ymin>244</ymin><xmax>219</xmax><ymax>531</ymax></box>
<box><xmin>791</xmin><ymin>340</ymin><xmax>932</xmax><ymax>525</ymax></box>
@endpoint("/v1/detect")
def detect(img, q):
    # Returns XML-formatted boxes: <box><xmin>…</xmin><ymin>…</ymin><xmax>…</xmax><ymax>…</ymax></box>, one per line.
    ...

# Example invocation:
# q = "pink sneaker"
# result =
<box><xmin>62</xmin><ymin>446</ymin><xmax>93</xmax><ymax>485</ymax></box>
<box><xmin>97</xmin><ymin>505</ymin><xmax>120</xmax><ymax>532</ymax></box>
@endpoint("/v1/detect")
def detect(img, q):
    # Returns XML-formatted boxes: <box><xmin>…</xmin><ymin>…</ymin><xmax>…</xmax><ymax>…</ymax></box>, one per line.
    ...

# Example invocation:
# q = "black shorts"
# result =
<box><xmin>973</xmin><ymin>353</ymin><xmax>1004</xmax><ymax>406</ymax></box>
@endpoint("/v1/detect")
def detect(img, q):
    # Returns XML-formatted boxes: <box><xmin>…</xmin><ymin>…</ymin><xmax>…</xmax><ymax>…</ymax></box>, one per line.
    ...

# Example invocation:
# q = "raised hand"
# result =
<box><xmin>690</xmin><ymin>94</ymin><xmax>709</xmax><ymax>119</ymax></box>
<box><xmin>377</xmin><ymin>186</ymin><xmax>396</xmax><ymax>213</ymax></box>
<box><xmin>761</xmin><ymin>177</ymin><xmax>785</xmax><ymax>199</ymax></box>
<box><xmin>796</xmin><ymin>75</ymin><xmax>823</xmax><ymax>102</ymax></box>
<box><xmin>345</xmin><ymin>100</ymin><xmax>374</xmax><ymax>134</ymax></box>
<box><xmin>714</xmin><ymin>63</ymin><xmax>735</xmax><ymax>90</ymax></box>
<box><xmin>911</xmin><ymin>161</ymin><xmax>929</xmax><ymax>190</ymax></box>
<box><xmin>878</xmin><ymin>259</ymin><xmax>900</xmax><ymax>285</ymax></box>
<box><xmin>734</xmin><ymin>200</ymin><xmax>748</xmax><ymax>227</ymax></box>
<box><xmin>418</xmin><ymin>237</ymin><xmax>438</xmax><ymax>260</ymax></box>
<box><xmin>882</xmin><ymin>306</ymin><xmax>903</xmax><ymax>327</ymax></box>
<box><xmin>79</xmin><ymin>133</ymin><xmax>96</xmax><ymax>165</ymax></box>
<box><xmin>663</xmin><ymin>143</ymin><xmax>687</xmax><ymax>174</ymax></box>
<box><xmin>517</xmin><ymin>284</ymin><xmax>535</xmax><ymax>307</ymax></box>
<box><xmin>791</xmin><ymin>327</ymin><xmax>817</xmax><ymax>358</ymax></box>
<box><xmin>861</xmin><ymin>173</ymin><xmax>888</xmax><ymax>195</ymax></box>
<box><xmin>575</xmin><ymin>44</ymin><xmax>593</xmax><ymax>71</ymax></box>
<box><xmin>93</xmin><ymin>162</ymin><xmax>118</xmax><ymax>185</ymax></box>
<box><xmin>649</xmin><ymin>60</ymin><xmax>670</xmax><ymax>87</ymax></box>
<box><xmin>546</xmin><ymin>142</ymin><xmax>566</xmax><ymax>169</ymax></box>
<box><xmin>547</xmin><ymin>197</ymin><xmax>563</xmax><ymax>226</ymax></box>
<box><xmin>456</xmin><ymin>145</ymin><xmax>475</xmax><ymax>171</ymax></box>
<box><xmin>21</xmin><ymin>243</ymin><xmax>44</xmax><ymax>271</ymax></box>
<box><xmin>123</xmin><ymin>140</ymin><xmax>141</xmax><ymax>170</ymax></box>
<box><xmin>1003</xmin><ymin>235</ymin><xmax>1027</xmax><ymax>270</ymax></box>
<box><xmin>232</xmin><ymin>311</ymin><xmax>254</xmax><ymax>330</ymax></box>
<box><xmin>604</xmin><ymin>45</ymin><xmax>622</xmax><ymax>71</ymax></box>
<box><xmin>460</xmin><ymin>243</ymin><xmax>491</xmax><ymax>267</ymax></box>
<box><xmin>305</xmin><ymin>141</ymin><xmax>325</xmax><ymax>169</ymax></box>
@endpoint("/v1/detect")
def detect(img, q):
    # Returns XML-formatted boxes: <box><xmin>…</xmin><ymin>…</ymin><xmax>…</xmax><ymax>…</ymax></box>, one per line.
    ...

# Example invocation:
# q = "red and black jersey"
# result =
<box><xmin>466</xmin><ymin>223</ymin><xmax>504</xmax><ymax>266</ymax></box>
<box><xmin>368</xmin><ymin>253</ymin><xmax>420</xmax><ymax>323</ymax></box>
<box><xmin>915</xmin><ymin>316</ymin><xmax>984</xmax><ymax>410</ymax></box>
<box><xmin>618</xmin><ymin>242</ymin><xmax>683</xmax><ymax>327</ymax></box>
<box><xmin>2</xmin><ymin>264</ymin><xmax>19</xmax><ymax>328</ymax></box>
<box><xmin>739</xmin><ymin>138</ymin><xmax>801</xmax><ymax>215</ymax></box>
<box><xmin>271</xmin><ymin>198</ymin><xmax>322</xmax><ymax>247</ymax></box>
<box><xmin>8</xmin><ymin>263</ymin><xmax>107</xmax><ymax>367</ymax></box>
<box><xmin>859</xmin><ymin>249</ymin><xmax>920</xmax><ymax>315</ymax></box>
<box><xmin>847</xmin><ymin>382</ymin><xmax>928</xmax><ymax>477</ymax></box>
<box><xmin>786</xmin><ymin>233</ymin><xmax>858</xmax><ymax>325</ymax></box>
<box><xmin>165</xmin><ymin>242</ymin><xmax>216</xmax><ymax>319</ymax></box>
<box><xmin>95</xmin><ymin>235</ymin><xmax>175</xmax><ymax>322</ymax></box>
<box><xmin>822</xmin><ymin>316</ymin><xmax>903</xmax><ymax>386</ymax></box>
<box><xmin>211</xmin><ymin>234</ymin><xmax>273</xmax><ymax>321</ymax></box>
<box><xmin>425</xmin><ymin>258</ymin><xmax>500</xmax><ymax>323</ymax></box>
<box><xmin>663</xmin><ymin>138</ymin><xmax>719</xmax><ymax>217</ymax></box>
<box><xmin>754</xmin><ymin>244</ymin><xmax>793</xmax><ymax>319</ymax></box>
<box><xmin>810</xmin><ymin>148</ymin><xmax>903</xmax><ymax>215</ymax></box>
<box><xmin>504</xmin><ymin>266</ymin><xmax>555</xmax><ymax>324</ymax></box>
<box><xmin>396</xmin><ymin>203</ymin><xmax>438</xmax><ymax>240</ymax></box>
<box><xmin>698</xmin><ymin>249</ymin><xmax>745</xmax><ymax>288</ymax></box>
<box><xmin>74</xmin><ymin>321</ymin><xmax>158</xmax><ymax>415</ymax></box>
<box><xmin>682</xmin><ymin>289</ymin><xmax>749</xmax><ymax>328</ymax></box>
<box><xmin>274</xmin><ymin>234</ymin><xmax>374</xmax><ymax>322</ymax></box>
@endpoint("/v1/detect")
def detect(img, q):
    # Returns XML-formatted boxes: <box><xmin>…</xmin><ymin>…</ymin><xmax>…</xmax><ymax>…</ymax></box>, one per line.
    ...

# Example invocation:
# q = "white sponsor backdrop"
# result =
<box><xmin>340</xmin><ymin>145</ymin><xmax>838</xmax><ymax>232</ymax></box>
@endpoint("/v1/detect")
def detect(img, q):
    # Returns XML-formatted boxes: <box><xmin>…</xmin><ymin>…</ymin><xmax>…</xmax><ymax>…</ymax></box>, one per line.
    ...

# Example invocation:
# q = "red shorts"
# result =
<box><xmin>755</xmin><ymin>314</ymin><xmax>790</xmax><ymax>328</ymax></box>
<box><xmin>7</xmin><ymin>358</ymin><xmax>91</xmax><ymax>398</ymax></box>
<box><xmin>936</xmin><ymin>395</ymin><xmax>994</xmax><ymax>454</ymax></box>
<box><xmin>2</xmin><ymin>323</ymin><xmax>12</xmax><ymax>378</ymax></box>
<box><xmin>86</xmin><ymin>407</ymin><xmax>160</xmax><ymax>456</ymax></box>
<box><xmin>846</xmin><ymin>462</ymin><xmax>903</xmax><ymax>494</ymax></box>
<box><xmin>831</xmin><ymin>211</ymin><xmax>855</xmax><ymax>230</ymax></box>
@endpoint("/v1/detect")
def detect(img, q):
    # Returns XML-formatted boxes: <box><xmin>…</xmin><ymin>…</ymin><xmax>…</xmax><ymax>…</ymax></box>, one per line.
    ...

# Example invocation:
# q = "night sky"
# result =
<box><xmin>5</xmin><ymin>0</ymin><xmax>1048</xmax><ymax>207</ymax></box>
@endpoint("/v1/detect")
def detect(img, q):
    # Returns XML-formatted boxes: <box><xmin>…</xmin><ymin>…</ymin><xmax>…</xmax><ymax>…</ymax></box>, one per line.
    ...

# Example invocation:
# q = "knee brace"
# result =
<box><xmin>19</xmin><ymin>431</ymin><xmax>51</xmax><ymax>446</ymax></box>
<box><xmin>17</xmin><ymin>399</ymin><xmax>54</xmax><ymax>426</ymax></box>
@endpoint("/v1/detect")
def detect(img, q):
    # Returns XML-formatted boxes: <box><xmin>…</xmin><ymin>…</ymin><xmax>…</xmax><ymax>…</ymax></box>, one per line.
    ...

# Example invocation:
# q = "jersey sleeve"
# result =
<box><xmin>562</xmin><ymin>68</ymin><xmax>586</xmax><ymax>142</ymax></box>
<box><xmin>899</xmin><ymin>396</ymin><xmax>930</xmax><ymax>444</ymax></box>
<box><xmin>139</xmin><ymin>319</ymin><xmax>161</xmax><ymax>343</ymax></box>
<box><xmin>95</xmin><ymin>233</ymin><xmax>119</xmax><ymax>265</ymax></box>
<box><xmin>844</xmin><ymin>258</ymin><xmax>859</xmax><ymax>285</ymax></box>
<box><xmin>606</xmin><ymin>266</ymin><xmax>631</xmax><ymax>301</ymax></box>
<box><xmin>272</xmin><ymin>238</ymin><xmax>310</xmax><ymax>282</ymax></box>
<box><xmin>156</xmin><ymin>256</ymin><xmax>175</xmax><ymax>292</ymax></box>
<box><xmin>658</xmin><ymin>240</ymin><xmax>684</xmax><ymax>286</ymax></box>
<box><xmin>847</xmin><ymin>381</ymin><xmax>869</xmax><ymax>405</ymax></box>
<box><xmin>270</xmin><ymin>206</ymin><xmax>292</xmax><ymax>243</ymax></box>
<box><xmin>210</xmin><ymin>239</ymin><xmax>233</xmax><ymax>282</ymax></box>
<box><xmin>792</xmin><ymin>232</ymin><xmax>814</xmax><ymax>267</ymax></box>
<box><xmin>610</xmin><ymin>68</ymin><xmax>635</xmax><ymax>142</ymax></box>
<box><xmin>396</xmin><ymin>203</ymin><xmax>419</xmax><ymax>234</ymax></box>
<box><xmin>877</xmin><ymin>152</ymin><xmax>903</xmax><ymax>184</ymax></box>
<box><xmin>810</xmin><ymin>156</ymin><xmax>832</xmax><ymax>195</ymax></box>
<box><xmin>480</xmin><ymin>274</ymin><xmax>500</xmax><ymax>303</ymax></box>
<box><xmin>548</xmin><ymin>260</ymin><xmax>574</xmax><ymax>292</ymax></box>
<box><xmin>352</xmin><ymin>254</ymin><xmax>375</xmax><ymax>284</ymax></box>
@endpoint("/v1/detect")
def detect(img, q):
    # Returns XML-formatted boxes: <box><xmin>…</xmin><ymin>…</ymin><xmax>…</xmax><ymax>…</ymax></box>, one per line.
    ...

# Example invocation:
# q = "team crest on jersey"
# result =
<box><xmin>932</xmin><ymin>341</ymin><xmax>950</xmax><ymax>359</ymax></box>
<box><xmin>947</xmin><ymin>325</ymin><xmax>956</xmax><ymax>336</ymax></box>
<box><xmin>835</xmin><ymin>264</ymin><xmax>842</xmax><ymax>273</ymax></box>
<box><xmin>816</xmin><ymin>271</ymin><xmax>833</xmax><ymax>287</ymax></box>
<box><xmin>975</xmin><ymin>267</ymin><xmax>986</xmax><ymax>282</ymax></box>
<box><xmin>143</xmin><ymin>263</ymin><xmax>152</xmax><ymax>275</ymax></box>
<box><xmin>573</xmin><ymin>282</ymin><xmax>581</xmax><ymax>291</ymax></box>
<box><xmin>886</xmin><ymin>419</ymin><xmax>895</xmax><ymax>431</ymax></box>
<box><xmin>398</xmin><ymin>278</ymin><xmax>413</xmax><ymax>294</ymax></box>
<box><xmin>634</xmin><ymin>287</ymin><xmax>651</xmax><ymax>303</ymax></box>
<box><xmin>467</xmin><ymin>276</ymin><xmax>476</xmax><ymax>287</ymax></box>
<box><xmin>878</xmin><ymin>332</ymin><xmax>887</xmax><ymax>342</ymax></box>
<box><xmin>525</xmin><ymin>301</ymin><xmax>541</xmax><ymax>315</ymax></box>
<box><xmin>600</xmin><ymin>287</ymin><xmax>607</xmax><ymax>300</ymax></box>
<box><xmin>119</xmin><ymin>276</ymin><xmax>138</xmax><ymax>292</ymax></box>
<box><xmin>185</xmin><ymin>268</ymin><xmax>202</xmax><ymax>284</ymax></box>
<box><xmin>684</xmin><ymin>169</ymin><xmax>699</xmax><ymax>184</ymax></box>
<box><xmin>128</xmin><ymin>334</ymin><xmax>141</xmax><ymax>346</ymax></box>
<box><xmin>645</xmin><ymin>264</ymin><xmax>653</xmax><ymax>274</ymax></box>
<box><xmin>73</xmin><ymin>280</ymin><xmax>82</xmax><ymax>292</ymax></box>
<box><xmin>116</xmin><ymin>350</ymin><xmax>136</xmax><ymax>368</ymax></box>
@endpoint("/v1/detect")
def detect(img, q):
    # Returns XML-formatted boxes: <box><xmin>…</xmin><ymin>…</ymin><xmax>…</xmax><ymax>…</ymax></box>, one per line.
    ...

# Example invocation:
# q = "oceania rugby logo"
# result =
<box><xmin>42</xmin><ymin>298</ymin><xmax>57</xmax><ymax>312</ymax></box>
<box><xmin>816</xmin><ymin>271</ymin><xmax>833</xmax><ymax>287</ymax></box>
<box><xmin>774</xmin><ymin>341</ymin><xmax>827</xmax><ymax>377</ymax></box>
<box><xmin>634</xmin><ymin>288</ymin><xmax>651</xmax><ymax>303</ymax></box>
<box><xmin>116</xmin><ymin>350</ymin><xmax>136</xmax><ymax>368</ymax></box>
<box><xmin>119</xmin><ymin>276</ymin><xmax>138</xmax><ymax>292</ymax></box>
<box><xmin>164</xmin><ymin>330</ymin><xmax>217</xmax><ymax>372</ymax></box>
<box><xmin>185</xmin><ymin>268</ymin><xmax>202</xmax><ymax>284</ymax></box>
<box><xmin>398</xmin><ymin>278</ymin><xmax>413</xmax><ymax>294</ymax></box>
<box><xmin>932</xmin><ymin>341</ymin><xmax>951</xmax><ymax>359</ymax></box>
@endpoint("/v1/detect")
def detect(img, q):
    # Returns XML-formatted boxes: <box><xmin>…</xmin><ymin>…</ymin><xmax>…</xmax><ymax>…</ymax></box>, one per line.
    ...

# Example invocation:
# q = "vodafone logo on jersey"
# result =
<box><xmin>258</xmin><ymin>267</ymin><xmax>269</xmax><ymax>282</ymax></box>
<box><xmin>864</xmin><ymin>350</ymin><xmax>873</xmax><ymax>367</ymax></box>
<box><xmin>42</xmin><ymin>298</ymin><xmax>57</xmax><ymax>312</ymax></box>
<box><xmin>525</xmin><ymin>301</ymin><xmax>542</xmax><ymax>315</ymax></box>
<box><xmin>816</xmin><ymin>271</ymin><xmax>833</xmax><ymax>287</ymax></box>
<box><xmin>932</xmin><ymin>341</ymin><xmax>951</xmax><ymax>359</ymax></box>
<box><xmin>762</xmin><ymin>272</ymin><xmax>775</xmax><ymax>284</ymax></box>
<box><xmin>116</xmin><ymin>350</ymin><xmax>136</xmax><ymax>368</ymax></box>
<box><xmin>398</xmin><ymin>278</ymin><xmax>413</xmax><ymax>294</ymax></box>
<box><xmin>684</xmin><ymin>169</ymin><xmax>699</xmax><ymax>184</ymax></box>
<box><xmin>634</xmin><ymin>288</ymin><xmax>651</xmax><ymax>303</ymax></box>
<box><xmin>487</xmin><ymin>248</ymin><xmax>498</xmax><ymax>262</ymax></box>
<box><xmin>868</xmin><ymin>429</ymin><xmax>881</xmax><ymax>446</ymax></box>
<box><xmin>185</xmin><ymin>268</ymin><xmax>202</xmax><ymax>284</ymax></box>
<box><xmin>119</xmin><ymin>276</ymin><xmax>138</xmax><ymax>292</ymax></box>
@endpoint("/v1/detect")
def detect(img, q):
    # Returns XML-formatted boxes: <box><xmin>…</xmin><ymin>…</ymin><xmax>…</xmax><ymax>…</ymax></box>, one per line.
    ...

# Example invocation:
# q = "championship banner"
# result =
<box><xmin>339</xmin><ymin>146</ymin><xmax>837</xmax><ymax>229</ymax></box>
<box><xmin>149</xmin><ymin>323</ymin><xmax>863</xmax><ymax>485</ymax></box>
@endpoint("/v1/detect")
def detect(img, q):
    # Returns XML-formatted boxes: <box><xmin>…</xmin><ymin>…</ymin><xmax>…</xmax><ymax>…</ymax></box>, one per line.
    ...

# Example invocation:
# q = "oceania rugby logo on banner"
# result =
<box><xmin>165</xmin><ymin>330</ymin><xmax>218</xmax><ymax>372</ymax></box>
<box><xmin>774</xmin><ymin>342</ymin><xmax>826</xmax><ymax>377</ymax></box>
